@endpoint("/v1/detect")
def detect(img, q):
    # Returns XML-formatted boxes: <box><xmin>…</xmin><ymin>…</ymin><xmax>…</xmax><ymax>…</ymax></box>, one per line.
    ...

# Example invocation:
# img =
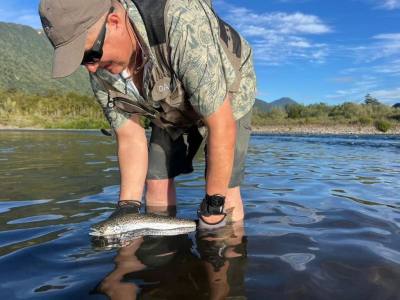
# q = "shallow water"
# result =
<box><xmin>0</xmin><ymin>130</ymin><xmax>399</xmax><ymax>300</ymax></box>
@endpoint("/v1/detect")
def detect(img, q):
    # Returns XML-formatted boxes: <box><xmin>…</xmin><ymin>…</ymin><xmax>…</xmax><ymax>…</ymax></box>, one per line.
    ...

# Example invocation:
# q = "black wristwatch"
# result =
<box><xmin>205</xmin><ymin>194</ymin><xmax>225</xmax><ymax>208</ymax></box>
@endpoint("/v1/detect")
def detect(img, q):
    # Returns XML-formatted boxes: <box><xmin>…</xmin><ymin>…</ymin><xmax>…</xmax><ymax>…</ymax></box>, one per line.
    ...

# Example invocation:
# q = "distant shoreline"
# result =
<box><xmin>252</xmin><ymin>124</ymin><xmax>400</xmax><ymax>135</ymax></box>
<box><xmin>0</xmin><ymin>126</ymin><xmax>98</xmax><ymax>132</ymax></box>
<box><xmin>1</xmin><ymin>124</ymin><xmax>399</xmax><ymax>135</ymax></box>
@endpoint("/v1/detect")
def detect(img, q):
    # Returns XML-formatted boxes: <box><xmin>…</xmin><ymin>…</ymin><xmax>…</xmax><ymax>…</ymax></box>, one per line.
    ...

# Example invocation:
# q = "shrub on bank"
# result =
<box><xmin>0</xmin><ymin>89</ymin><xmax>108</xmax><ymax>129</ymax></box>
<box><xmin>374</xmin><ymin>120</ymin><xmax>392</xmax><ymax>132</ymax></box>
<box><xmin>252</xmin><ymin>100</ymin><xmax>399</xmax><ymax>130</ymax></box>
<box><xmin>285</xmin><ymin>104</ymin><xmax>304</xmax><ymax>119</ymax></box>
<box><xmin>357</xmin><ymin>116</ymin><xmax>373</xmax><ymax>125</ymax></box>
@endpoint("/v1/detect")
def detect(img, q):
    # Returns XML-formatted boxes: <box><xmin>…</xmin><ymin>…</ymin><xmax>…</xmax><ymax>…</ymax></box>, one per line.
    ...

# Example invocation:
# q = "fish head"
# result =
<box><xmin>90</xmin><ymin>220</ymin><xmax>122</xmax><ymax>236</ymax></box>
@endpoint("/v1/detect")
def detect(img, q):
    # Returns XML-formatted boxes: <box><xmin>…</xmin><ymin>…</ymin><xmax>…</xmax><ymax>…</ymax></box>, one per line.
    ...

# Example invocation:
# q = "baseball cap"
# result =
<box><xmin>39</xmin><ymin>0</ymin><xmax>112</xmax><ymax>78</ymax></box>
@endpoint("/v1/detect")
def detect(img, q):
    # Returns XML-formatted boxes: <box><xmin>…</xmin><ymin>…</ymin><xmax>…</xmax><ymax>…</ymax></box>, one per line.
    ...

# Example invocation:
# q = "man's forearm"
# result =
<box><xmin>205</xmin><ymin>96</ymin><xmax>236</xmax><ymax>196</ymax></box>
<box><xmin>116</xmin><ymin>117</ymin><xmax>148</xmax><ymax>201</ymax></box>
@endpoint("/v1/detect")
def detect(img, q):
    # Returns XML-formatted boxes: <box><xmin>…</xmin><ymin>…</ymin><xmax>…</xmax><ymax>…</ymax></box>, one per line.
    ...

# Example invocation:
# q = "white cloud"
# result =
<box><xmin>374</xmin><ymin>33</ymin><xmax>400</xmax><ymax>40</ymax></box>
<box><xmin>343</xmin><ymin>59</ymin><xmax>400</xmax><ymax>77</ymax></box>
<box><xmin>371</xmin><ymin>87</ymin><xmax>400</xmax><ymax>100</ymax></box>
<box><xmin>379</xmin><ymin>0</ymin><xmax>400</xmax><ymax>9</ymax></box>
<box><xmin>372</xmin><ymin>34</ymin><xmax>400</xmax><ymax>59</ymax></box>
<box><xmin>372</xmin><ymin>59</ymin><xmax>400</xmax><ymax>76</ymax></box>
<box><xmin>273</xmin><ymin>12</ymin><xmax>331</xmax><ymax>34</ymax></box>
<box><xmin>362</xmin><ymin>0</ymin><xmax>400</xmax><ymax>10</ymax></box>
<box><xmin>228</xmin><ymin>10</ymin><xmax>331</xmax><ymax>35</ymax></box>
<box><xmin>333</xmin><ymin>53</ymin><xmax>400</xmax><ymax>104</ymax></box>
<box><xmin>326</xmin><ymin>79</ymin><xmax>400</xmax><ymax>104</ymax></box>
<box><xmin>288</xmin><ymin>40</ymin><xmax>311</xmax><ymax>48</ymax></box>
<box><xmin>348</xmin><ymin>32</ymin><xmax>400</xmax><ymax>63</ymax></box>
<box><xmin>214</xmin><ymin>1</ymin><xmax>332</xmax><ymax>66</ymax></box>
<box><xmin>326</xmin><ymin>74</ymin><xmax>383</xmax><ymax>101</ymax></box>
<box><xmin>224</xmin><ymin>7</ymin><xmax>331</xmax><ymax>35</ymax></box>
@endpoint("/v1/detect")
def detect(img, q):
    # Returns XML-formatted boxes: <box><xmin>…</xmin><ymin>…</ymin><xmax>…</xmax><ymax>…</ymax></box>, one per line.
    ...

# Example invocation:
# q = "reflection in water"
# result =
<box><xmin>0</xmin><ymin>131</ymin><xmax>119</xmax><ymax>202</ymax></box>
<box><xmin>196</xmin><ymin>222</ymin><xmax>247</xmax><ymax>300</ymax></box>
<box><xmin>91</xmin><ymin>217</ymin><xmax>247</xmax><ymax>300</ymax></box>
<box><xmin>280</xmin><ymin>253</ymin><xmax>315</xmax><ymax>271</ymax></box>
<box><xmin>94</xmin><ymin>238</ymin><xmax>146</xmax><ymax>300</ymax></box>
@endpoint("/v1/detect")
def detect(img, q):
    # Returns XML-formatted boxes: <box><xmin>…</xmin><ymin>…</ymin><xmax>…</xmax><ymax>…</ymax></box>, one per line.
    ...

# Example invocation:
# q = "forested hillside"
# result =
<box><xmin>0</xmin><ymin>22</ymin><xmax>91</xmax><ymax>94</ymax></box>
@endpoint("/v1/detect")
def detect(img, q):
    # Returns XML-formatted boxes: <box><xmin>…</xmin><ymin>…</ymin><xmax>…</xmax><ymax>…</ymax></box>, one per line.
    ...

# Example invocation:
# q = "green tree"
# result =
<box><xmin>364</xmin><ymin>94</ymin><xmax>380</xmax><ymax>105</ymax></box>
<box><xmin>285</xmin><ymin>104</ymin><xmax>304</xmax><ymax>119</ymax></box>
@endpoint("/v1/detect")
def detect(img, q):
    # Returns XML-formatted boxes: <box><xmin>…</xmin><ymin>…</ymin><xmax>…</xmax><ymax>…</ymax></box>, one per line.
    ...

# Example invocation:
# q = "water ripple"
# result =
<box><xmin>7</xmin><ymin>214</ymin><xmax>64</xmax><ymax>225</ymax></box>
<box><xmin>0</xmin><ymin>200</ymin><xmax>51</xmax><ymax>213</ymax></box>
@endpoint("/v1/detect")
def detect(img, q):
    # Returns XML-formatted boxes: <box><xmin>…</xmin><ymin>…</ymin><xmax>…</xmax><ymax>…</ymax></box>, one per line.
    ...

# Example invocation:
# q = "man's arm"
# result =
<box><xmin>115</xmin><ymin>115</ymin><xmax>148</xmax><ymax>201</ymax></box>
<box><xmin>203</xmin><ymin>94</ymin><xmax>236</xmax><ymax>196</ymax></box>
<box><xmin>88</xmin><ymin>73</ymin><xmax>147</xmax><ymax>202</ymax></box>
<box><xmin>167</xmin><ymin>3</ymin><xmax>237</xmax><ymax>195</ymax></box>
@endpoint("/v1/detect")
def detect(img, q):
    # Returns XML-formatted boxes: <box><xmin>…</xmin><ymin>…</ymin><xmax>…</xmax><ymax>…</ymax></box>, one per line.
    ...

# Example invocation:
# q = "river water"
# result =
<box><xmin>0</xmin><ymin>130</ymin><xmax>399</xmax><ymax>300</ymax></box>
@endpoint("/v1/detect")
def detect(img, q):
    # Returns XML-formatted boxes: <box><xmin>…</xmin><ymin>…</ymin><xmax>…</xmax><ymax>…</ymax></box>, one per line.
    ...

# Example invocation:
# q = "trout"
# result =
<box><xmin>90</xmin><ymin>212</ymin><xmax>196</xmax><ymax>237</ymax></box>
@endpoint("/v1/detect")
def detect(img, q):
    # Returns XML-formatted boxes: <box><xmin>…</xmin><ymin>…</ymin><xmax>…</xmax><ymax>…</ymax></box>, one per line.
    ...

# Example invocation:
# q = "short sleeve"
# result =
<box><xmin>89</xmin><ymin>73</ymin><xmax>130</xmax><ymax>130</ymax></box>
<box><xmin>167</xmin><ymin>2</ymin><xmax>227</xmax><ymax>117</ymax></box>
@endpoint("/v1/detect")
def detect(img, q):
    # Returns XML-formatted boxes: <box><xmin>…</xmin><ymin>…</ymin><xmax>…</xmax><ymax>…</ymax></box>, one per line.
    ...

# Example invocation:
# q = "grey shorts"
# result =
<box><xmin>147</xmin><ymin>109</ymin><xmax>252</xmax><ymax>188</ymax></box>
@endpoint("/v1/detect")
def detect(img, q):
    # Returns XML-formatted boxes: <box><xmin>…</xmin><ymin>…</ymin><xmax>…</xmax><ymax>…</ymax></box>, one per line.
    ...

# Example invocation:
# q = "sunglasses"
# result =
<box><xmin>81</xmin><ymin>7</ymin><xmax>115</xmax><ymax>65</ymax></box>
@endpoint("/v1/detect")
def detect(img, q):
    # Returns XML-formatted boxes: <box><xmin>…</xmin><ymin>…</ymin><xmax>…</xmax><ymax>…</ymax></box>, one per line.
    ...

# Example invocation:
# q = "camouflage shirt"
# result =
<box><xmin>90</xmin><ymin>0</ymin><xmax>256</xmax><ymax>130</ymax></box>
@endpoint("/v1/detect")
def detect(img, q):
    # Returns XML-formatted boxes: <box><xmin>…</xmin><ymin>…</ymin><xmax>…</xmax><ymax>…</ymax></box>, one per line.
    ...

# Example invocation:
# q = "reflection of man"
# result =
<box><xmin>93</xmin><ymin>221</ymin><xmax>247</xmax><ymax>299</ymax></box>
<box><xmin>39</xmin><ymin>0</ymin><xmax>256</xmax><ymax>227</ymax></box>
<box><xmin>97</xmin><ymin>238</ymin><xmax>145</xmax><ymax>300</ymax></box>
<box><xmin>93</xmin><ymin>226</ymin><xmax>197</xmax><ymax>299</ymax></box>
<box><xmin>92</xmin><ymin>207</ymin><xmax>194</xmax><ymax>299</ymax></box>
<box><xmin>196</xmin><ymin>222</ymin><xmax>248</xmax><ymax>299</ymax></box>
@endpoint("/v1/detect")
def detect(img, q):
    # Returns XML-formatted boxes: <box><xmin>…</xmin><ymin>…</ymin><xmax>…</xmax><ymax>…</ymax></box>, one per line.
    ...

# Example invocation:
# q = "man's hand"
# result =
<box><xmin>115</xmin><ymin>115</ymin><xmax>148</xmax><ymax>201</ymax></box>
<box><xmin>203</xmin><ymin>94</ymin><xmax>236</xmax><ymax>197</ymax></box>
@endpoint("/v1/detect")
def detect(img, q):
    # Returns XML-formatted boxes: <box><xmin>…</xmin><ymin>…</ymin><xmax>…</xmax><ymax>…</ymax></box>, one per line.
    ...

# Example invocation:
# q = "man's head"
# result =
<box><xmin>39</xmin><ymin>0</ymin><xmax>135</xmax><ymax>78</ymax></box>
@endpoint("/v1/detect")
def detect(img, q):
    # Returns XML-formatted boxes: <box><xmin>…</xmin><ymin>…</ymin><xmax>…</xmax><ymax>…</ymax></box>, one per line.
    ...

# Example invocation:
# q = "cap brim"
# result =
<box><xmin>52</xmin><ymin>31</ymin><xmax>88</xmax><ymax>78</ymax></box>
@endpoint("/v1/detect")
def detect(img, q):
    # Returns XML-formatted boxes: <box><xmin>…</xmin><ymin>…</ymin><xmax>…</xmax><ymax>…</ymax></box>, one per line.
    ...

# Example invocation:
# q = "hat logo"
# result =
<box><xmin>40</xmin><ymin>15</ymin><xmax>52</xmax><ymax>36</ymax></box>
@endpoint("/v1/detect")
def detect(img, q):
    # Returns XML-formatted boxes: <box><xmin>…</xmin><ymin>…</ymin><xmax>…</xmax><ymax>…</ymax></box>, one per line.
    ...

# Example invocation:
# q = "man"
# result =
<box><xmin>39</xmin><ymin>0</ymin><xmax>256</xmax><ymax>228</ymax></box>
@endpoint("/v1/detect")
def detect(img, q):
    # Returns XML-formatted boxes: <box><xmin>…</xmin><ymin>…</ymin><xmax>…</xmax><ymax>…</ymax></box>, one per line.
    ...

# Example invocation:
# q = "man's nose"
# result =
<box><xmin>85</xmin><ymin>63</ymin><xmax>99</xmax><ymax>73</ymax></box>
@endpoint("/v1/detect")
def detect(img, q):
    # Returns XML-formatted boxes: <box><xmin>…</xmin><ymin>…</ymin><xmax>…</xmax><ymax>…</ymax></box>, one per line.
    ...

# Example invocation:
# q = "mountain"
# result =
<box><xmin>270</xmin><ymin>97</ymin><xmax>298</xmax><ymax>107</ymax></box>
<box><xmin>254</xmin><ymin>98</ymin><xmax>271</xmax><ymax>111</ymax></box>
<box><xmin>254</xmin><ymin>97</ymin><xmax>298</xmax><ymax>112</ymax></box>
<box><xmin>0</xmin><ymin>22</ymin><xmax>91</xmax><ymax>94</ymax></box>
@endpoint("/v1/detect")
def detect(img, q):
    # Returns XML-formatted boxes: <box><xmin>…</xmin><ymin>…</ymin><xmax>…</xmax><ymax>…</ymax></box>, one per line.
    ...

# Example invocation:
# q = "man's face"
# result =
<box><xmin>83</xmin><ymin>11</ymin><xmax>133</xmax><ymax>75</ymax></box>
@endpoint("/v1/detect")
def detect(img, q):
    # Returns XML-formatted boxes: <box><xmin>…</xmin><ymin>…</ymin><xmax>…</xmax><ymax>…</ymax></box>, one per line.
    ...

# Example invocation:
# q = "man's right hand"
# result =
<box><xmin>116</xmin><ymin>115</ymin><xmax>148</xmax><ymax>202</ymax></box>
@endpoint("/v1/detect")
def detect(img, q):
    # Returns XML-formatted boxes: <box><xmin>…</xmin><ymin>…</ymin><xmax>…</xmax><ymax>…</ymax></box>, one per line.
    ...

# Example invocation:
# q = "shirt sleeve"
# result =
<box><xmin>89</xmin><ymin>73</ymin><xmax>130</xmax><ymax>130</ymax></box>
<box><xmin>167</xmin><ymin>2</ymin><xmax>228</xmax><ymax>118</ymax></box>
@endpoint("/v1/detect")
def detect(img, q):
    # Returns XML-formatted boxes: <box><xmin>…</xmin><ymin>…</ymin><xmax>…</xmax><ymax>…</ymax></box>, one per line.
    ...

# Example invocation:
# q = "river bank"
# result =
<box><xmin>252</xmin><ymin>124</ymin><xmax>400</xmax><ymax>135</ymax></box>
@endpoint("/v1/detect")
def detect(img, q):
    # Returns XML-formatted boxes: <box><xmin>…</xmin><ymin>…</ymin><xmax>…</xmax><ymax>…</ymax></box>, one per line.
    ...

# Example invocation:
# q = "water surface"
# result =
<box><xmin>0</xmin><ymin>130</ymin><xmax>399</xmax><ymax>299</ymax></box>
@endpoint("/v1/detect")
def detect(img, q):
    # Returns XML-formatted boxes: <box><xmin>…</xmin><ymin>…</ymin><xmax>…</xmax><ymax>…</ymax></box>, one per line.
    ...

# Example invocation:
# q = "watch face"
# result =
<box><xmin>206</xmin><ymin>194</ymin><xmax>226</xmax><ymax>207</ymax></box>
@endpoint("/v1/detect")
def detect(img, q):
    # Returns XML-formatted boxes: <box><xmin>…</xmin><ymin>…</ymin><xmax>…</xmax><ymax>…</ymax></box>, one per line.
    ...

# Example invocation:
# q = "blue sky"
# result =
<box><xmin>1</xmin><ymin>0</ymin><xmax>399</xmax><ymax>105</ymax></box>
